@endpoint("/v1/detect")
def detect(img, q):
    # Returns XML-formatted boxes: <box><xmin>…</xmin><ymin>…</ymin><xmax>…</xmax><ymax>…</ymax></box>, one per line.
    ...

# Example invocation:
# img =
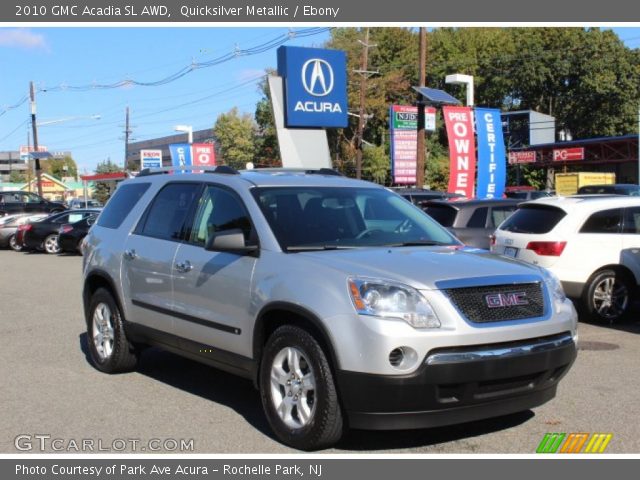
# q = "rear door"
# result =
<box><xmin>120</xmin><ymin>182</ymin><xmax>201</xmax><ymax>337</ymax></box>
<box><xmin>621</xmin><ymin>206</ymin><xmax>640</xmax><ymax>286</ymax></box>
<box><xmin>452</xmin><ymin>206</ymin><xmax>488</xmax><ymax>248</ymax></box>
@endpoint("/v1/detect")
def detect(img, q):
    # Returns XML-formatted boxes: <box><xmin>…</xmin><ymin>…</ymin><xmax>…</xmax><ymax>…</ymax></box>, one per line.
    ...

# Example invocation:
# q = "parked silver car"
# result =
<box><xmin>82</xmin><ymin>167</ymin><xmax>577</xmax><ymax>450</ymax></box>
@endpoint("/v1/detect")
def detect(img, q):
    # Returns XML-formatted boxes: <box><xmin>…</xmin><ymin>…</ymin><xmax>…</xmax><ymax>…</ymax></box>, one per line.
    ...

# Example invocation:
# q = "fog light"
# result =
<box><xmin>388</xmin><ymin>346</ymin><xmax>418</xmax><ymax>370</ymax></box>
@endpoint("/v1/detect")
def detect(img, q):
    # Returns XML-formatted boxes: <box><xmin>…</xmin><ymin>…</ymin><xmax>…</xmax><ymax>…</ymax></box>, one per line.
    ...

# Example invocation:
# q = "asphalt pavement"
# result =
<box><xmin>1</xmin><ymin>249</ymin><xmax>638</xmax><ymax>453</ymax></box>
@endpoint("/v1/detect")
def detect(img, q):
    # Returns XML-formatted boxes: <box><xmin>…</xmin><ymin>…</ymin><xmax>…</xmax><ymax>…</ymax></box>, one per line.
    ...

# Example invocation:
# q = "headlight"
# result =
<box><xmin>348</xmin><ymin>277</ymin><xmax>441</xmax><ymax>329</ymax></box>
<box><xmin>539</xmin><ymin>267</ymin><xmax>566</xmax><ymax>302</ymax></box>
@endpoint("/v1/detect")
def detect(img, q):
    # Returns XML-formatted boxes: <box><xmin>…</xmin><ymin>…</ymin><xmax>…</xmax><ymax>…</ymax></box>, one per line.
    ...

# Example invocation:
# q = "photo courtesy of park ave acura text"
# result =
<box><xmin>1</xmin><ymin>22</ymin><xmax>640</xmax><ymax>455</ymax></box>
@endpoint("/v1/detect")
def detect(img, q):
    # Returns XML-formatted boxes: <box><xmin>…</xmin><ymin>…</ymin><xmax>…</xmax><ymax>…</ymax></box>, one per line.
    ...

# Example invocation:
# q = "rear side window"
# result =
<box><xmin>97</xmin><ymin>183</ymin><xmax>150</xmax><ymax>229</ymax></box>
<box><xmin>499</xmin><ymin>206</ymin><xmax>566</xmax><ymax>234</ymax></box>
<box><xmin>466</xmin><ymin>207</ymin><xmax>488</xmax><ymax>228</ymax></box>
<box><xmin>489</xmin><ymin>206</ymin><xmax>517</xmax><ymax>228</ymax></box>
<box><xmin>424</xmin><ymin>205</ymin><xmax>457</xmax><ymax>227</ymax></box>
<box><xmin>580</xmin><ymin>208</ymin><xmax>622</xmax><ymax>234</ymax></box>
<box><xmin>139</xmin><ymin>183</ymin><xmax>200</xmax><ymax>241</ymax></box>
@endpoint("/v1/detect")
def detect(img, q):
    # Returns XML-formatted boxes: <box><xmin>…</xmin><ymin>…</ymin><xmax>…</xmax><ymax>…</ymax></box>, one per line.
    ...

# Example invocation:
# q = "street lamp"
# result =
<box><xmin>174</xmin><ymin>125</ymin><xmax>193</xmax><ymax>144</ymax></box>
<box><xmin>445</xmin><ymin>74</ymin><xmax>474</xmax><ymax>107</ymax></box>
<box><xmin>37</xmin><ymin>114</ymin><xmax>101</xmax><ymax>127</ymax></box>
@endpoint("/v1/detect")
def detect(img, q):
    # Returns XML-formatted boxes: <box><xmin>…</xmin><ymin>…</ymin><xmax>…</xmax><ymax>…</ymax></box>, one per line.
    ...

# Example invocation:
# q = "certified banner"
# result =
<box><xmin>443</xmin><ymin>106</ymin><xmax>476</xmax><ymax>198</ymax></box>
<box><xmin>475</xmin><ymin>108</ymin><xmax>506</xmax><ymax>199</ymax></box>
<box><xmin>169</xmin><ymin>143</ymin><xmax>192</xmax><ymax>173</ymax></box>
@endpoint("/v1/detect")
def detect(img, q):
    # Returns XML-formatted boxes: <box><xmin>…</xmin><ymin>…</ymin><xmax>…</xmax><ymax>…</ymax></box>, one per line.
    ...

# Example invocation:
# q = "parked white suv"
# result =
<box><xmin>492</xmin><ymin>196</ymin><xmax>640</xmax><ymax>322</ymax></box>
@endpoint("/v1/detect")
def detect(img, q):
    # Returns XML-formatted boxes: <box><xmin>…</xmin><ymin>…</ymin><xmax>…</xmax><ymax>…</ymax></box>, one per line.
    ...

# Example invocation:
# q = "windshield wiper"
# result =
<box><xmin>286</xmin><ymin>245</ymin><xmax>357</xmax><ymax>252</ymax></box>
<box><xmin>387</xmin><ymin>240</ymin><xmax>454</xmax><ymax>247</ymax></box>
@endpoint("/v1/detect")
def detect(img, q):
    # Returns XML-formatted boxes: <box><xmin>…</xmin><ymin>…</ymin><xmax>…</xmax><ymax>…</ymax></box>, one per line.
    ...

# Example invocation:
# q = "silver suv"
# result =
<box><xmin>82</xmin><ymin>167</ymin><xmax>578</xmax><ymax>450</ymax></box>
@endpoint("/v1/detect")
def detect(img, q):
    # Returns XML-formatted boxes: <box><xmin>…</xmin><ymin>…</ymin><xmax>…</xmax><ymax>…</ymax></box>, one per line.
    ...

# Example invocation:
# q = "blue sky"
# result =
<box><xmin>0</xmin><ymin>27</ymin><xmax>638</xmax><ymax>174</ymax></box>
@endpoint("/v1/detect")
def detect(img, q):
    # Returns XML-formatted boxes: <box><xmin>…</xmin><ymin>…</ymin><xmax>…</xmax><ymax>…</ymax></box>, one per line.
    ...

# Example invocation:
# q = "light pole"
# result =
<box><xmin>445</xmin><ymin>74</ymin><xmax>474</xmax><ymax>107</ymax></box>
<box><xmin>37</xmin><ymin>114</ymin><xmax>101</xmax><ymax>127</ymax></box>
<box><xmin>175</xmin><ymin>125</ymin><xmax>193</xmax><ymax>144</ymax></box>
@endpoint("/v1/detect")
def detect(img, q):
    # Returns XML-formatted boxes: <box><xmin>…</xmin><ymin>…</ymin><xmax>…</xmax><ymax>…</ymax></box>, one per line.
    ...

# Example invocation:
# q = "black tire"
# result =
<box><xmin>582</xmin><ymin>268</ymin><xmax>631</xmax><ymax>323</ymax></box>
<box><xmin>8</xmin><ymin>235</ymin><xmax>22</xmax><ymax>252</ymax></box>
<box><xmin>86</xmin><ymin>288</ymin><xmax>138</xmax><ymax>373</ymax></box>
<box><xmin>259</xmin><ymin>325</ymin><xmax>343</xmax><ymax>450</ymax></box>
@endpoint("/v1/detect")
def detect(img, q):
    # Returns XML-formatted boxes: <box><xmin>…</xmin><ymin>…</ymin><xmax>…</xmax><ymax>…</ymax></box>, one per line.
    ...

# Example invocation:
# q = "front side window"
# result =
<box><xmin>252</xmin><ymin>187</ymin><xmax>457</xmax><ymax>251</ymax></box>
<box><xmin>139</xmin><ymin>183</ymin><xmax>200</xmax><ymax>241</ymax></box>
<box><xmin>189</xmin><ymin>186</ymin><xmax>253</xmax><ymax>247</ymax></box>
<box><xmin>580</xmin><ymin>208</ymin><xmax>623</xmax><ymax>234</ymax></box>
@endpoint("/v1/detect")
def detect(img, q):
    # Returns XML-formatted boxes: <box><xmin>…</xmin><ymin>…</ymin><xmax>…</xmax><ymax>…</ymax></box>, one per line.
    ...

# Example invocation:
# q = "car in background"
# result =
<box><xmin>505</xmin><ymin>190</ymin><xmax>554</xmax><ymax>200</ymax></box>
<box><xmin>394</xmin><ymin>188</ymin><xmax>464</xmax><ymax>209</ymax></box>
<box><xmin>577</xmin><ymin>184</ymin><xmax>640</xmax><ymax>196</ymax></box>
<box><xmin>423</xmin><ymin>199</ymin><xmax>520</xmax><ymax>249</ymax></box>
<box><xmin>491</xmin><ymin>196</ymin><xmax>640</xmax><ymax>322</ymax></box>
<box><xmin>0</xmin><ymin>191</ymin><xmax>66</xmax><ymax>217</ymax></box>
<box><xmin>69</xmin><ymin>198</ymin><xmax>103</xmax><ymax>209</ymax></box>
<box><xmin>20</xmin><ymin>209</ymin><xmax>101</xmax><ymax>254</ymax></box>
<box><xmin>0</xmin><ymin>213</ymin><xmax>49</xmax><ymax>251</ymax></box>
<box><xmin>58</xmin><ymin>213</ymin><xmax>99</xmax><ymax>254</ymax></box>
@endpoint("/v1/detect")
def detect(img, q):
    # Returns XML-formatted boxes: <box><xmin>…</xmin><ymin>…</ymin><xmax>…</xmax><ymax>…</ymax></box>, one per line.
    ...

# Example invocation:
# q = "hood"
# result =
<box><xmin>297</xmin><ymin>246</ymin><xmax>542</xmax><ymax>290</ymax></box>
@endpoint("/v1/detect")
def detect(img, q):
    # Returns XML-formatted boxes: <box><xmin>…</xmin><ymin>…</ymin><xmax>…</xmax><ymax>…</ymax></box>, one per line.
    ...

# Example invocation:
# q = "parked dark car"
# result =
<box><xmin>69</xmin><ymin>198</ymin><xmax>103</xmax><ymax>209</ymax></box>
<box><xmin>394</xmin><ymin>188</ymin><xmax>465</xmax><ymax>209</ymax></box>
<box><xmin>58</xmin><ymin>213</ymin><xmax>99</xmax><ymax>254</ymax></box>
<box><xmin>505</xmin><ymin>190</ymin><xmax>554</xmax><ymax>200</ymax></box>
<box><xmin>0</xmin><ymin>213</ymin><xmax>49</xmax><ymax>251</ymax></box>
<box><xmin>0</xmin><ymin>191</ymin><xmax>66</xmax><ymax>217</ymax></box>
<box><xmin>577</xmin><ymin>184</ymin><xmax>640</xmax><ymax>196</ymax></box>
<box><xmin>423</xmin><ymin>199</ymin><xmax>520</xmax><ymax>249</ymax></box>
<box><xmin>20</xmin><ymin>209</ymin><xmax>100</xmax><ymax>254</ymax></box>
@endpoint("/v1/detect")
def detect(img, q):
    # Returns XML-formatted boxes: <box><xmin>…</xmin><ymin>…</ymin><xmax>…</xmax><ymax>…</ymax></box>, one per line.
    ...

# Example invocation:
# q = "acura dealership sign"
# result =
<box><xmin>277</xmin><ymin>46</ymin><xmax>348</xmax><ymax>128</ymax></box>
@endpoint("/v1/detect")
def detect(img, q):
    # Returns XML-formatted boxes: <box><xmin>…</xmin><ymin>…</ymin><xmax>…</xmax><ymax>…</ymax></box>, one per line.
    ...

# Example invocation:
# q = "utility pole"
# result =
<box><xmin>30</xmin><ymin>81</ymin><xmax>43</xmax><ymax>197</ymax></box>
<box><xmin>124</xmin><ymin>106</ymin><xmax>131</xmax><ymax>171</ymax></box>
<box><xmin>354</xmin><ymin>28</ymin><xmax>377</xmax><ymax>180</ymax></box>
<box><xmin>415</xmin><ymin>27</ymin><xmax>427</xmax><ymax>189</ymax></box>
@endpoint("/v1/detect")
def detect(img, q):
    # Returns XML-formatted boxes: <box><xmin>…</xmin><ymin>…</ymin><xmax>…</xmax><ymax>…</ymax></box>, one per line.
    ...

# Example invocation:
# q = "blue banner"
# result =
<box><xmin>169</xmin><ymin>143</ymin><xmax>192</xmax><ymax>173</ymax></box>
<box><xmin>475</xmin><ymin>108</ymin><xmax>506</xmax><ymax>199</ymax></box>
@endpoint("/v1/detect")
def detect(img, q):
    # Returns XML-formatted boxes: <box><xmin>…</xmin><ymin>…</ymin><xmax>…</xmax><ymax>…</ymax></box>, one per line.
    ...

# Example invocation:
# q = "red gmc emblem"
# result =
<box><xmin>485</xmin><ymin>292</ymin><xmax>529</xmax><ymax>308</ymax></box>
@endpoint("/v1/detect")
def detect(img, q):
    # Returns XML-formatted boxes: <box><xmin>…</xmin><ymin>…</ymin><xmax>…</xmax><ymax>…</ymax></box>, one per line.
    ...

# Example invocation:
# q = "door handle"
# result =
<box><xmin>175</xmin><ymin>260</ymin><xmax>193</xmax><ymax>273</ymax></box>
<box><xmin>123</xmin><ymin>249</ymin><xmax>137</xmax><ymax>260</ymax></box>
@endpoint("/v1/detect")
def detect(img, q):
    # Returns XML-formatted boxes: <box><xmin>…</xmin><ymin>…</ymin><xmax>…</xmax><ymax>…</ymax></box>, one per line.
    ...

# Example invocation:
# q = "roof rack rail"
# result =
<box><xmin>137</xmin><ymin>165</ymin><xmax>240</xmax><ymax>177</ymax></box>
<box><xmin>307</xmin><ymin>168</ymin><xmax>343</xmax><ymax>177</ymax></box>
<box><xmin>246</xmin><ymin>167</ymin><xmax>343</xmax><ymax>177</ymax></box>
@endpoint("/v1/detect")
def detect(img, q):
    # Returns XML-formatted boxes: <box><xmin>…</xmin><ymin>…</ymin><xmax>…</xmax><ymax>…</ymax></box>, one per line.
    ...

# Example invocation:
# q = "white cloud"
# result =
<box><xmin>0</xmin><ymin>29</ymin><xmax>48</xmax><ymax>51</ymax></box>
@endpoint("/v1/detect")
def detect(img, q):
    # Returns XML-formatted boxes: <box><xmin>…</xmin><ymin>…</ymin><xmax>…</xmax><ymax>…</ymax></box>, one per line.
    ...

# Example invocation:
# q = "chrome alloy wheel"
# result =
<box><xmin>592</xmin><ymin>275</ymin><xmax>628</xmax><ymax>320</ymax></box>
<box><xmin>44</xmin><ymin>235</ymin><xmax>60</xmax><ymax>254</ymax></box>
<box><xmin>92</xmin><ymin>302</ymin><xmax>115</xmax><ymax>360</ymax></box>
<box><xmin>270</xmin><ymin>347</ymin><xmax>317</xmax><ymax>429</ymax></box>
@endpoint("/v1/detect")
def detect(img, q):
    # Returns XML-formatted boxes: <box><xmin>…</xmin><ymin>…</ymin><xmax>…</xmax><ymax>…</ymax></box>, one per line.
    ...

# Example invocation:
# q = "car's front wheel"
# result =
<box><xmin>583</xmin><ymin>268</ymin><xmax>631</xmax><ymax>323</ymax></box>
<box><xmin>44</xmin><ymin>234</ymin><xmax>61</xmax><ymax>254</ymax></box>
<box><xmin>259</xmin><ymin>325</ymin><xmax>343</xmax><ymax>450</ymax></box>
<box><xmin>87</xmin><ymin>288</ymin><xmax>138</xmax><ymax>373</ymax></box>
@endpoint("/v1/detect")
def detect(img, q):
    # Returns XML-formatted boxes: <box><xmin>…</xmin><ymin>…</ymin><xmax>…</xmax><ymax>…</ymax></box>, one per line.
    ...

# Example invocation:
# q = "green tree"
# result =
<box><xmin>362</xmin><ymin>145</ymin><xmax>389</xmax><ymax>185</ymax></box>
<box><xmin>93</xmin><ymin>159</ymin><xmax>122</xmax><ymax>203</ymax></box>
<box><xmin>42</xmin><ymin>155</ymin><xmax>78</xmax><ymax>180</ymax></box>
<box><xmin>254</xmin><ymin>71</ymin><xmax>281</xmax><ymax>167</ymax></box>
<box><xmin>9</xmin><ymin>170</ymin><xmax>26</xmax><ymax>183</ymax></box>
<box><xmin>214</xmin><ymin>107</ymin><xmax>256</xmax><ymax>169</ymax></box>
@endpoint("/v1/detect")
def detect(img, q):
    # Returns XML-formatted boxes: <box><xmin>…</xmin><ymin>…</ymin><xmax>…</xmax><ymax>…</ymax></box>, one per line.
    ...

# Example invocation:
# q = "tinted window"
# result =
<box><xmin>623</xmin><ymin>207</ymin><xmax>640</xmax><ymax>234</ymax></box>
<box><xmin>466</xmin><ymin>207</ymin><xmax>488</xmax><ymax>228</ymax></box>
<box><xmin>140</xmin><ymin>183</ymin><xmax>200</xmax><ymax>241</ymax></box>
<box><xmin>580</xmin><ymin>208</ymin><xmax>623</xmax><ymax>234</ymax></box>
<box><xmin>25</xmin><ymin>193</ymin><xmax>42</xmax><ymax>203</ymax></box>
<box><xmin>505</xmin><ymin>191</ymin><xmax>528</xmax><ymax>200</ymax></box>
<box><xmin>499</xmin><ymin>206</ymin><xmax>566</xmax><ymax>234</ymax></box>
<box><xmin>424</xmin><ymin>205</ymin><xmax>457</xmax><ymax>227</ymax></box>
<box><xmin>97</xmin><ymin>183</ymin><xmax>150</xmax><ymax>229</ymax></box>
<box><xmin>1</xmin><ymin>193</ymin><xmax>21</xmax><ymax>204</ymax></box>
<box><xmin>489</xmin><ymin>206</ymin><xmax>517</xmax><ymax>228</ymax></box>
<box><xmin>189</xmin><ymin>186</ymin><xmax>252</xmax><ymax>246</ymax></box>
<box><xmin>52</xmin><ymin>213</ymin><xmax>70</xmax><ymax>224</ymax></box>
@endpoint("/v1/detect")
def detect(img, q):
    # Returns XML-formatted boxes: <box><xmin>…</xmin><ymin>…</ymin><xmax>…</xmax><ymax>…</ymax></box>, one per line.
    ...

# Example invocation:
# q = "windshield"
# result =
<box><xmin>252</xmin><ymin>187</ymin><xmax>459</xmax><ymax>251</ymax></box>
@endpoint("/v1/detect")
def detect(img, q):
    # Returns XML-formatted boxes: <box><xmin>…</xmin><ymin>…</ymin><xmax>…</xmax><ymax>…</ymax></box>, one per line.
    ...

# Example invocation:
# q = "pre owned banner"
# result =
<box><xmin>475</xmin><ymin>108</ymin><xmax>506</xmax><ymax>199</ymax></box>
<box><xmin>443</xmin><ymin>106</ymin><xmax>476</xmax><ymax>198</ymax></box>
<box><xmin>192</xmin><ymin>143</ymin><xmax>216</xmax><ymax>167</ymax></box>
<box><xmin>169</xmin><ymin>143</ymin><xmax>192</xmax><ymax>172</ymax></box>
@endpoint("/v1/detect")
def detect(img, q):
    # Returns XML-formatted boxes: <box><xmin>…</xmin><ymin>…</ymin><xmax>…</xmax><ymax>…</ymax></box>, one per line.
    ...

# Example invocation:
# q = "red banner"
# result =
<box><xmin>553</xmin><ymin>147</ymin><xmax>584</xmax><ymax>162</ymax></box>
<box><xmin>443</xmin><ymin>106</ymin><xmax>476</xmax><ymax>198</ymax></box>
<box><xmin>508</xmin><ymin>151</ymin><xmax>536</xmax><ymax>164</ymax></box>
<box><xmin>192</xmin><ymin>143</ymin><xmax>216</xmax><ymax>167</ymax></box>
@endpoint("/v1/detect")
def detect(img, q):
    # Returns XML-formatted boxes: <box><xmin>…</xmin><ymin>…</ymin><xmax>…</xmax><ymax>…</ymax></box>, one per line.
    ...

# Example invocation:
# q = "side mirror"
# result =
<box><xmin>205</xmin><ymin>229</ymin><xmax>258</xmax><ymax>255</ymax></box>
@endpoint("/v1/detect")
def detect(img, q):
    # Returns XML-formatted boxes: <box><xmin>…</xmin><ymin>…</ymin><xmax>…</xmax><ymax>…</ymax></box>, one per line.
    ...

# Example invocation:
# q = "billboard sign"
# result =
<box><xmin>553</xmin><ymin>147</ymin><xmax>584</xmax><ymax>162</ymax></box>
<box><xmin>443</xmin><ymin>106</ymin><xmax>476</xmax><ymax>198</ymax></box>
<box><xmin>508</xmin><ymin>151</ymin><xmax>537</xmax><ymax>164</ymax></box>
<box><xmin>140</xmin><ymin>149</ymin><xmax>162</xmax><ymax>169</ymax></box>
<box><xmin>277</xmin><ymin>46</ymin><xmax>348</xmax><ymax>128</ymax></box>
<box><xmin>390</xmin><ymin>105</ymin><xmax>437</xmax><ymax>184</ymax></box>
<box><xmin>20</xmin><ymin>145</ymin><xmax>47</xmax><ymax>163</ymax></box>
<box><xmin>169</xmin><ymin>143</ymin><xmax>192</xmax><ymax>173</ymax></box>
<box><xmin>192</xmin><ymin>143</ymin><xmax>216</xmax><ymax>167</ymax></box>
<box><xmin>475</xmin><ymin>108</ymin><xmax>506</xmax><ymax>199</ymax></box>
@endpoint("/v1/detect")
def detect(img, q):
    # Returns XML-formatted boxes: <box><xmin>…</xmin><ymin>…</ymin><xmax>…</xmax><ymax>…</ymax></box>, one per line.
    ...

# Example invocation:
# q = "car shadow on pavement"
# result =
<box><xmin>79</xmin><ymin>332</ymin><xmax>535</xmax><ymax>452</ymax></box>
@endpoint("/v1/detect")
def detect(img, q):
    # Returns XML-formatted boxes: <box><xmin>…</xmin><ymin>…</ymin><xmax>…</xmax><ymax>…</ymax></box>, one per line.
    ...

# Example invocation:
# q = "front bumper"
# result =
<box><xmin>337</xmin><ymin>332</ymin><xmax>576</xmax><ymax>430</ymax></box>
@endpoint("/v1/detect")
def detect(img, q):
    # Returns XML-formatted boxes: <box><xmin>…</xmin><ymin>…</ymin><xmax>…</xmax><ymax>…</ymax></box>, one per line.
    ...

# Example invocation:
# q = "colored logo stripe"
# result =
<box><xmin>537</xmin><ymin>433</ymin><xmax>566</xmax><ymax>453</ymax></box>
<box><xmin>537</xmin><ymin>433</ymin><xmax>613</xmax><ymax>453</ymax></box>
<box><xmin>584</xmin><ymin>433</ymin><xmax>613</xmax><ymax>453</ymax></box>
<box><xmin>560</xmin><ymin>433</ymin><xmax>589</xmax><ymax>453</ymax></box>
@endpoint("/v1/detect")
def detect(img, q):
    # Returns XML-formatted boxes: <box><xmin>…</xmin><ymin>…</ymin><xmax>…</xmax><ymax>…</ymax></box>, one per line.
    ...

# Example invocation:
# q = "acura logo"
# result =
<box><xmin>301</xmin><ymin>58</ymin><xmax>334</xmax><ymax>97</ymax></box>
<box><xmin>485</xmin><ymin>292</ymin><xmax>529</xmax><ymax>308</ymax></box>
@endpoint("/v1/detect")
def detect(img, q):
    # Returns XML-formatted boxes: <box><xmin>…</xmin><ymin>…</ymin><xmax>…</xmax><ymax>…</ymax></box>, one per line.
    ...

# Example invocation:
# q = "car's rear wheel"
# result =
<box><xmin>583</xmin><ymin>269</ymin><xmax>631</xmax><ymax>323</ymax></box>
<box><xmin>44</xmin><ymin>234</ymin><xmax>61</xmax><ymax>254</ymax></box>
<box><xmin>87</xmin><ymin>288</ymin><xmax>138</xmax><ymax>373</ymax></box>
<box><xmin>259</xmin><ymin>325</ymin><xmax>343</xmax><ymax>450</ymax></box>
<box><xmin>8</xmin><ymin>235</ymin><xmax>21</xmax><ymax>252</ymax></box>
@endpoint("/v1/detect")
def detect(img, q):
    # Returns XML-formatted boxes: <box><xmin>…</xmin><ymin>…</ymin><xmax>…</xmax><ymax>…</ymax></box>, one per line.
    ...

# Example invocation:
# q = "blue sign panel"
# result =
<box><xmin>169</xmin><ymin>143</ymin><xmax>192</xmax><ymax>173</ymax></box>
<box><xmin>277</xmin><ymin>46</ymin><xmax>348</xmax><ymax>128</ymax></box>
<box><xmin>475</xmin><ymin>108</ymin><xmax>506</xmax><ymax>199</ymax></box>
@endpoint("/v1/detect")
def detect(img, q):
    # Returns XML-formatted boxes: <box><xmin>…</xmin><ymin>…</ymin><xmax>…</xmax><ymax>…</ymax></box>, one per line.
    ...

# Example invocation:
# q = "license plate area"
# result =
<box><xmin>504</xmin><ymin>246</ymin><xmax>518</xmax><ymax>258</ymax></box>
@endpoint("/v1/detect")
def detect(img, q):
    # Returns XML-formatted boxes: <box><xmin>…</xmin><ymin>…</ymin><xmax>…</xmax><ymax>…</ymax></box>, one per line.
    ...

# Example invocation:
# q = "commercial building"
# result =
<box><xmin>0</xmin><ymin>150</ymin><xmax>73</xmax><ymax>182</ymax></box>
